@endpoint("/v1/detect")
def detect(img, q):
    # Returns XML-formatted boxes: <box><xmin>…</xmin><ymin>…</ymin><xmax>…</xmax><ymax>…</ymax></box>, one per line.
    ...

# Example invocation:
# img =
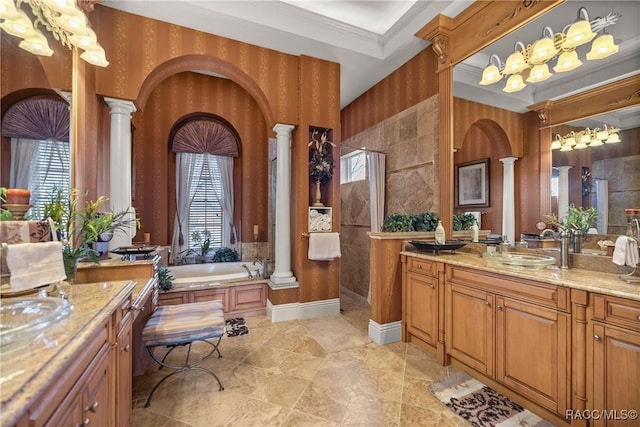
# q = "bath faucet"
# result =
<box><xmin>540</xmin><ymin>228</ymin><xmax>571</xmax><ymax>269</ymax></box>
<box><xmin>252</xmin><ymin>259</ymin><xmax>263</xmax><ymax>278</ymax></box>
<box><xmin>241</xmin><ymin>264</ymin><xmax>254</xmax><ymax>279</ymax></box>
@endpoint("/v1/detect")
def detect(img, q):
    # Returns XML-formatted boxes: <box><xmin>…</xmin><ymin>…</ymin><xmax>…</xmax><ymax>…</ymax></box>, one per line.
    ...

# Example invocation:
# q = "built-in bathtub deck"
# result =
<box><xmin>159</xmin><ymin>276</ymin><xmax>268</xmax><ymax>318</ymax></box>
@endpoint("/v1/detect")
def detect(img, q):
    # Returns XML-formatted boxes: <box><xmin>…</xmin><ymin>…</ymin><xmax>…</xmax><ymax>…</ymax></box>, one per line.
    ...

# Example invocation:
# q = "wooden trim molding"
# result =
<box><xmin>528</xmin><ymin>74</ymin><xmax>640</xmax><ymax>128</ymax></box>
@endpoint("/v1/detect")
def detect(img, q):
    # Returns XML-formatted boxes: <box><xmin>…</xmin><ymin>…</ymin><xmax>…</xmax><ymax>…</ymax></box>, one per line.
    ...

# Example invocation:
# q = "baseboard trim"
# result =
<box><xmin>267</xmin><ymin>298</ymin><xmax>340</xmax><ymax>322</ymax></box>
<box><xmin>368</xmin><ymin>319</ymin><xmax>402</xmax><ymax>345</ymax></box>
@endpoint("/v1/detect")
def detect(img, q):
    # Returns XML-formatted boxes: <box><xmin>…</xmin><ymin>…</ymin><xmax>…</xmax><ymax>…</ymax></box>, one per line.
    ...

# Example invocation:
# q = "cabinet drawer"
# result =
<box><xmin>407</xmin><ymin>257</ymin><xmax>440</xmax><ymax>277</ymax></box>
<box><xmin>447</xmin><ymin>266</ymin><xmax>569</xmax><ymax>311</ymax></box>
<box><xmin>592</xmin><ymin>294</ymin><xmax>640</xmax><ymax>332</ymax></box>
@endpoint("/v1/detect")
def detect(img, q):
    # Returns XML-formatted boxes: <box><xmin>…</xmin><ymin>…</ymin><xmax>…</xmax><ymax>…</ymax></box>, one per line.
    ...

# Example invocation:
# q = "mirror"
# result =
<box><xmin>551</xmin><ymin>106</ymin><xmax>640</xmax><ymax>235</ymax></box>
<box><xmin>451</xmin><ymin>0</ymin><xmax>640</xmax><ymax>237</ymax></box>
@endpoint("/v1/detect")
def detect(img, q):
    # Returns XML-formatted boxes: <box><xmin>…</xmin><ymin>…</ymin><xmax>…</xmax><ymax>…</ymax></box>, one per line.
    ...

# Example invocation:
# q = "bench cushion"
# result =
<box><xmin>143</xmin><ymin>300</ymin><xmax>225</xmax><ymax>347</ymax></box>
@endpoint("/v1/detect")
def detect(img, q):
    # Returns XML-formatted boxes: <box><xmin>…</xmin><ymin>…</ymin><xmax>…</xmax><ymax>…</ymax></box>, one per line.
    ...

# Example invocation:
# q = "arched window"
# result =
<box><xmin>169</xmin><ymin>115</ymin><xmax>239</xmax><ymax>261</ymax></box>
<box><xmin>1</xmin><ymin>96</ymin><xmax>71</xmax><ymax>219</ymax></box>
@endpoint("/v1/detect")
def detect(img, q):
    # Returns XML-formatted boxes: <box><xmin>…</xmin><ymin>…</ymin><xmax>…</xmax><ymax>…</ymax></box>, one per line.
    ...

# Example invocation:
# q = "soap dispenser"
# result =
<box><xmin>435</xmin><ymin>221</ymin><xmax>446</xmax><ymax>244</ymax></box>
<box><xmin>471</xmin><ymin>220</ymin><xmax>479</xmax><ymax>243</ymax></box>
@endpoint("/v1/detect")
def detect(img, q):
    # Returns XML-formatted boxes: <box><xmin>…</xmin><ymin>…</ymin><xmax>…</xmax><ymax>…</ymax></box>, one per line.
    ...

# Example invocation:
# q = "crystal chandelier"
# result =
<box><xmin>0</xmin><ymin>0</ymin><xmax>108</xmax><ymax>67</ymax></box>
<box><xmin>479</xmin><ymin>7</ymin><xmax>619</xmax><ymax>93</ymax></box>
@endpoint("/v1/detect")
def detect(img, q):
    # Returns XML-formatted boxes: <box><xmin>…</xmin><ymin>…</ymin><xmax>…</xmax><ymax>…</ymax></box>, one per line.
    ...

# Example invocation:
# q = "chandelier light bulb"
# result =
<box><xmin>553</xmin><ymin>50</ymin><xmax>583</xmax><ymax>72</ymax></box>
<box><xmin>526</xmin><ymin>63</ymin><xmax>553</xmax><ymax>83</ymax></box>
<box><xmin>503</xmin><ymin>74</ymin><xmax>526</xmax><ymax>93</ymax></box>
<box><xmin>551</xmin><ymin>135</ymin><xmax>563</xmax><ymax>150</ymax></box>
<box><xmin>560</xmin><ymin>143</ymin><xmax>573</xmax><ymax>152</ymax></box>
<box><xmin>563</xmin><ymin>7</ymin><xmax>596</xmax><ymax>50</ymax></box>
<box><xmin>479</xmin><ymin>64</ymin><xmax>501</xmax><ymax>85</ymax></box>
<box><xmin>596</xmin><ymin>125</ymin><xmax>608</xmax><ymax>140</ymax></box>
<box><xmin>564</xmin><ymin>132</ymin><xmax>576</xmax><ymax>146</ymax></box>
<box><xmin>606</xmin><ymin>132</ymin><xmax>621</xmax><ymax>144</ymax></box>
<box><xmin>586</xmin><ymin>33</ymin><xmax>619</xmax><ymax>60</ymax></box>
<box><xmin>589</xmin><ymin>138</ymin><xmax>603</xmax><ymax>147</ymax></box>
<box><xmin>503</xmin><ymin>48</ymin><xmax>528</xmax><ymax>75</ymax></box>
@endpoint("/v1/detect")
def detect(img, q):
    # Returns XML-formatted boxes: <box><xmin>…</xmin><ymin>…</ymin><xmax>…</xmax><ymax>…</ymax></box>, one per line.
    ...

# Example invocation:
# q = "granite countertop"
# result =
<box><xmin>401</xmin><ymin>249</ymin><xmax>640</xmax><ymax>302</ymax></box>
<box><xmin>77</xmin><ymin>255</ymin><xmax>158</xmax><ymax>270</ymax></box>
<box><xmin>165</xmin><ymin>277</ymin><xmax>269</xmax><ymax>293</ymax></box>
<box><xmin>0</xmin><ymin>280</ymin><xmax>135</xmax><ymax>427</ymax></box>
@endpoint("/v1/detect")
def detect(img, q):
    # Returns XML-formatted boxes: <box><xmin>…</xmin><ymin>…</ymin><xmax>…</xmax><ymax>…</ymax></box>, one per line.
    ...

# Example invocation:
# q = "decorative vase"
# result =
<box><xmin>312</xmin><ymin>179</ymin><xmax>324</xmax><ymax>207</ymax></box>
<box><xmin>62</xmin><ymin>254</ymin><xmax>79</xmax><ymax>284</ymax></box>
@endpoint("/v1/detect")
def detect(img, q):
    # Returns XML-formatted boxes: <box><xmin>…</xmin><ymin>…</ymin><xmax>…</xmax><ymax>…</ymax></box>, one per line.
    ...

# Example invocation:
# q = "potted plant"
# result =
<box><xmin>157</xmin><ymin>265</ymin><xmax>174</xmax><ymax>292</ymax></box>
<box><xmin>42</xmin><ymin>188</ymin><xmax>138</xmax><ymax>281</ymax></box>
<box><xmin>0</xmin><ymin>188</ymin><xmax>12</xmax><ymax>221</ymax></box>
<box><xmin>565</xmin><ymin>204</ymin><xmax>598</xmax><ymax>234</ymax></box>
<box><xmin>412</xmin><ymin>212</ymin><xmax>439</xmax><ymax>232</ymax></box>
<box><xmin>382</xmin><ymin>213</ymin><xmax>414</xmax><ymax>232</ymax></box>
<box><xmin>177</xmin><ymin>230</ymin><xmax>214</xmax><ymax>263</ymax></box>
<box><xmin>453</xmin><ymin>213</ymin><xmax>477</xmax><ymax>231</ymax></box>
<box><xmin>212</xmin><ymin>247</ymin><xmax>240</xmax><ymax>262</ymax></box>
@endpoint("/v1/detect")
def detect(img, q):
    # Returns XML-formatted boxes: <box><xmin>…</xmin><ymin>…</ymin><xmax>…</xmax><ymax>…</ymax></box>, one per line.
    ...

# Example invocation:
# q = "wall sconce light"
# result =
<box><xmin>552</xmin><ymin>125</ymin><xmax>622</xmax><ymax>151</ymax></box>
<box><xmin>0</xmin><ymin>0</ymin><xmax>109</xmax><ymax>67</ymax></box>
<box><xmin>478</xmin><ymin>7</ymin><xmax>620</xmax><ymax>93</ymax></box>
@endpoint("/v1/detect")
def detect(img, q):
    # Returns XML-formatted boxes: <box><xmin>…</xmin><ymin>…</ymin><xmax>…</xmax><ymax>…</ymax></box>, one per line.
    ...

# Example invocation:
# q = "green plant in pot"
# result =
<box><xmin>212</xmin><ymin>247</ymin><xmax>240</xmax><ymax>262</ymax></box>
<box><xmin>178</xmin><ymin>230</ymin><xmax>214</xmax><ymax>263</ymax></box>
<box><xmin>453</xmin><ymin>213</ymin><xmax>477</xmax><ymax>231</ymax></box>
<box><xmin>411</xmin><ymin>212</ymin><xmax>439</xmax><ymax>231</ymax></box>
<box><xmin>382</xmin><ymin>213</ymin><xmax>414</xmax><ymax>232</ymax></box>
<box><xmin>565</xmin><ymin>204</ymin><xmax>598</xmax><ymax>234</ymax></box>
<box><xmin>42</xmin><ymin>188</ymin><xmax>138</xmax><ymax>282</ymax></box>
<box><xmin>157</xmin><ymin>265</ymin><xmax>175</xmax><ymax>292</ymax></box>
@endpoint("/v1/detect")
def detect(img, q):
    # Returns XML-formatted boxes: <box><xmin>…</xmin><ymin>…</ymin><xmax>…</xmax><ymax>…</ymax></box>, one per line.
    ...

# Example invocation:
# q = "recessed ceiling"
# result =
<box><xmin>103</xmin><ymin>0</ymin><xmax>639</xmax><ymax>121</ymax></box>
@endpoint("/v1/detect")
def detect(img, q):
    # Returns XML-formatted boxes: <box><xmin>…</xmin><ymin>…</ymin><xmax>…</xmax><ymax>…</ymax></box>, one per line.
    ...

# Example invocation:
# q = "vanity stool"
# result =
<box><xmin>142</xmin><ymin>299</ymin><xmax>226</xmax><ymax>407</ymax></box>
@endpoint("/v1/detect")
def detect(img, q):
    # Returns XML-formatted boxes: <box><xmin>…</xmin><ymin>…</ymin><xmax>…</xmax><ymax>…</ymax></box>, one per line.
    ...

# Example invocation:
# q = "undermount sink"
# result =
<box><xmin>482</xmin><ymin>252</ymin><xmax>556</xmax><ymax>270</ymax></box>
<box><xmin>0</xmin><ymin>297</ymin><xmax>73</xmax><ymax>350</ymax></box>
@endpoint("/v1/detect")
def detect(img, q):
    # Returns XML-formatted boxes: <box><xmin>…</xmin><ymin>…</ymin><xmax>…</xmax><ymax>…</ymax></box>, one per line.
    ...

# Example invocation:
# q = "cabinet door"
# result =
<box><xmin>82</xmin><ymin>344</ymin><xmax>113</xmax><ymax>427</ymax></box>
<box><xmin>496</xmin><ymin>297</ymin><xmax>570</xmax><ymax>414</ymax></box>
<box><xmin>406</xmin><ymin>272</ymin><xmax>438</xmax><ymax>346</ymax></box>
<box><xmin>116</xmin><ymin>319</ymin><xmax>133</xmax><ymax>427</ymax></box>
<box><xmin>446</xmin><ymin>283</ymin><xmax>494</xmax><ymax>376</ymax></box>
<box><xmin>592</xmin><ymin>324</ymin><xmax>640</xmax><ymax>427</ymax></box>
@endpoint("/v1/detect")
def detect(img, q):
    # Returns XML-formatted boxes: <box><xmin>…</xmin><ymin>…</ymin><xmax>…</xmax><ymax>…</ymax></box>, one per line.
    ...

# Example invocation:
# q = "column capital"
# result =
<box><xmin>499</xmin><ymin>157</ymin><xmax>518</xmax><ymax>165</ymax></box>
<box><xmin>104</xmin><ymin>97</ymin><xmax>137</xmax><ymax>116</ymax></box>
<box><xmin>273</xmin><ymin>123</ymin><xmax>295</xmax><ymax>137</ymax></box>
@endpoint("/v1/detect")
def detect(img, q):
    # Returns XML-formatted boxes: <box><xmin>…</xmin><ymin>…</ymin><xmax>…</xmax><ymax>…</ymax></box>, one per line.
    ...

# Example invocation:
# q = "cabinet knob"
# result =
<box><xmin>430</xmin><ymin>284</ymin><xmax>435</xmax><ymax>289</ymax></box>
<box><xmin>637</xmin><ymin>315</ymin><xmax>640</xmax><ymax>321</ymax></box>
<box><xmin>122</xmin><ymin>344</ymin><xmax>131</xmax><ymax>352</ymax></box>
<box><xmin>132</xmin><ymin>306</ymin><xmax>144</xmax><ymax>312</ymax></box>
<box><xmin>85</xmin><ymin>401</ymin><xmax>99</xmax><ymax>413</ymax></box>
<box><xmin>82</xmin><ymin>418</ymin><xmax>90</xmax><ymax>426</ymax></box>
<box><xmin>496</xmin><ymin>305</ymin><xmax>503</xmax><ymax>311</ymax></box>
<box><xmin>485</xmin><ymin>301</ymin><xmax>491</xmax><ymax>307</ymax></box>
<box><xmin>594</xmin><ymin>334</ymin><xmax>601</xmax><ymax>342</ymax></box>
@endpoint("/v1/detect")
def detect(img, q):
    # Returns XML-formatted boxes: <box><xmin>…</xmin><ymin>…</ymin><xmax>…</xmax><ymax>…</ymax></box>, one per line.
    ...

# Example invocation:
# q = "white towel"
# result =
<box><xmin>6</xmin><ymin>241</ymin><xmax>66</xmax><ymax>291</ymax></box>
<box><xmin>612</xmin><ymin>236</ymin><xmax>639</xmax><ymax>267</ymax></box>
<box><xmin>308</xmin><ymin>232</ymin><xmax>341</xmax><ymax>261</ymax></box>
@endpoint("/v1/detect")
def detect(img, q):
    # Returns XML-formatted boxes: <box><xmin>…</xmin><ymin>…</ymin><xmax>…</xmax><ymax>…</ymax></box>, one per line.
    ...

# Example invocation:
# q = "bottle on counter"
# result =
<box><xmin>499</xmin><ymin>235</ymin><xmax>511</xmax><ymax>253</ymax></box>
<box><xmin>471</xmin><ymin>220</ymin><xmax>479</xmax><ymax>243</ymax></box>
<box><xmin>435</xmin><ymin>220</ymin><xmax>446</xmax><ymax>244</ymax></box>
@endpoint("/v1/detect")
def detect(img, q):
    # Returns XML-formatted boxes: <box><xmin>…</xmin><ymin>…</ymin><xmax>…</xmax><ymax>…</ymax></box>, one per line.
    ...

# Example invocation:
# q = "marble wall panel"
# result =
<box><xmin>340</xmin><ymin>95</ymin><xmax>439</xmax><ymax>298</ymax></box>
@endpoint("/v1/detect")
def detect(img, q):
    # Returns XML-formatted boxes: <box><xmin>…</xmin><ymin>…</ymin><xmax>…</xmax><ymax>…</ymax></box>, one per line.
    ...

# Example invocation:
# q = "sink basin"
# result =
<box><xmin>0</xmin><ymin>298</ymin><xmax>73</xmax><ymax>349</ymax></box>
<box><xmin>482</xmin><ymin>252</ymin><xmax>556</xmax><ymax>270</ymax></box>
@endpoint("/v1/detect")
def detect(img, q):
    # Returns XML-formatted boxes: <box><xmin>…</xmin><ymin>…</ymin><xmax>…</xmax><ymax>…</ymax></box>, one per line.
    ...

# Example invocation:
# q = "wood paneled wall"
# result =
<box><xmin>92</xmin><ymin>5</ymin><xmax>299</xmax><ymax>126</ymax></box>
<box><xmin>135</xmin><ymin>71</ymin><xmax>268</xmax><ymax>246</ymax></box>
<box><xmin>340</xmin><ymin>49</ymin><xmax>439</xmax><ymax>140</ymax></box>
<box><xmin>294</xmin><ymin>55</ymin><xmax>341</xmax><ymax>304</ymax></box>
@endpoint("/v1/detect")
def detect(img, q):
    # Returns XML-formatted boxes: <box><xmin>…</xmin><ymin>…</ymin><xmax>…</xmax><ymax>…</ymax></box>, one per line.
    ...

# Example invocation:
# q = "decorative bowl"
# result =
<box><xmin>410</xmin><ymin>240</ymin><xmax>467</xmax><ymax>255</ymax></box>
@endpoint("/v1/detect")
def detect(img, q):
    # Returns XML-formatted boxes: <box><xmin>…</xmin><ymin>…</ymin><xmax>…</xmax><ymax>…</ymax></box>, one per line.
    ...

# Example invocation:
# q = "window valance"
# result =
<box><xmin>171</xmin><ymin>118</ymin><xmax>239</xmax><ymax>157</ymax></box>
<box><xmin>2</xmin><ymin>97</ymin><xmax>70</xmax><ymax>142</ymax></box>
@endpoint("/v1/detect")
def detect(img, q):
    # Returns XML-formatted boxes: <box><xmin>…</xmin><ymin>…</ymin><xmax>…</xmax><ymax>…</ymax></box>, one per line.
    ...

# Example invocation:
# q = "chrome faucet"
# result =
<box><xmin>241</xmin><ymin>264</ymin><xmax>254</xmax><ymax>279</ymax></box>
<box><xmin>252</xmin><ymin>258</ymin><xmax>263</xmax><ymax>278</ymax></box>
<box><xmin>540</xmin><ymin>228</ymin><xmax>571</xmax><ymax>269</ymax></box>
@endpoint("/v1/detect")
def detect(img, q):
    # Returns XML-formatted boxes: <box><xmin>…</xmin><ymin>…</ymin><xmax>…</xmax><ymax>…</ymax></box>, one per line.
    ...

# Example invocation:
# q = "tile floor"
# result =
<box><xmin>131</xmin><ymin>288</ymin><xmax>467</xmax><ymax>426</ymax></box>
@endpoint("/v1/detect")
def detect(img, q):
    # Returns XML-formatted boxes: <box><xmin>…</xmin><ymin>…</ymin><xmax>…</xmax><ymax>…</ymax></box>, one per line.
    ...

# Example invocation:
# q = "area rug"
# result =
<box><xmin>428</xmin><ymin>371</ymin><xmax>555</xmax><ymax>427</ymax></box>
<box><xmin>225</xmin><ymin>317</ymin><xmax>249</xmax><ymax>337</ymax></box>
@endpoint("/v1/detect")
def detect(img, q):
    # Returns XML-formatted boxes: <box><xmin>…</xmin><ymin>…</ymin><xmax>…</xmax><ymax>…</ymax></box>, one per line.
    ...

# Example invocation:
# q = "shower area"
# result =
<box><xmin>339</xmin><ymin>146</ymin><xmax>386</xmax><ymax>301</ymax></box>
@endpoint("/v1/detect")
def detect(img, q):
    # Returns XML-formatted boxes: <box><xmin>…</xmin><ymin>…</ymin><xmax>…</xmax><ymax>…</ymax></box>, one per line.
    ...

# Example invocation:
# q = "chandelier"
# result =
<box><xmin>551</xmin><ymin>125</ymin><xmax>621</xmax><ymax>152</ymax></box>
<box><xmin>0</xmin><ymin>0</ymin><xmax>108</xmax><ymax>67</ymax></box>
<box><xmin>479</xmin><ymin>7</ymin><xmax>619</xmax><ymax>93</ymax></box>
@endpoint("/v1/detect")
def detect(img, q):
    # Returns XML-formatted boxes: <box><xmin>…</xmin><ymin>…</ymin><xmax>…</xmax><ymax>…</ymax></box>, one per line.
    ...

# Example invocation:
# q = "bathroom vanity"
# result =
<box><xmin>1</xmin><ymin>280</ymin><xmax>136</xmax><ymax>427</ymax></box>
<box><xmin>401</xmin><ymin>249</ymin><xmax>640</xmax><ymax>427</ymax></box>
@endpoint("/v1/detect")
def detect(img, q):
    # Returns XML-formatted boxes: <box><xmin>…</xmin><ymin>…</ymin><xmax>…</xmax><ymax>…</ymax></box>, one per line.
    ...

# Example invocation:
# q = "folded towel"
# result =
<box><xmin>612</xmin><ymin>236</ymin><xmax>639</xmax><ymax>267</ymax></box>
<box><xmin>6</xmin><ymin>241</ymin><xmax>65</xmax><ymax>291</ymax></box>
<box><xmin>308</xmin><ymin>232</ymin><xmax>341</xmax><ymax>261</ymax></box>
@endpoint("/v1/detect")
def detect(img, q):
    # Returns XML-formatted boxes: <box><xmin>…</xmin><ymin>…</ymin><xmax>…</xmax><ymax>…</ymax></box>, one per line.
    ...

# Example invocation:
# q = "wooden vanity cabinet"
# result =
<box><xmin>401</xmin><ymin>256</ymin><xmax>445</xmax><ymax>362</ymax></box>
<box><xmin>445</xmin><ymin>265</ymin><xmax>571</xmax><ymax>416</ymax></box>
<box><xmin>113</xmin><ymin>295</ymin><xmax>134</xmax><ymax>427</ymax></box>
<box><xmin>588</xmin><ymin>294</ymin><xmax>640</xmax><ymax>427</ymax></box>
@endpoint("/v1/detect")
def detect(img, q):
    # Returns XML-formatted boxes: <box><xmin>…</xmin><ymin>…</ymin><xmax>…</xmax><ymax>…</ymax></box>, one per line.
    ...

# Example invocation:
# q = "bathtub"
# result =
<box><xmin>168</xmin><ymin>262</ymin><xmax>262</xmax><ymax>287</ymax></box>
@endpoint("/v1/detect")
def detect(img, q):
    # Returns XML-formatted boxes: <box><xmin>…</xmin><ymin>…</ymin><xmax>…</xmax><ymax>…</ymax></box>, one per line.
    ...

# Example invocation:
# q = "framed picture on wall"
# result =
<box><xmin>455</xmin><ymin>158</ymin><xmax>489</xmax><ymax>208</ymax></box>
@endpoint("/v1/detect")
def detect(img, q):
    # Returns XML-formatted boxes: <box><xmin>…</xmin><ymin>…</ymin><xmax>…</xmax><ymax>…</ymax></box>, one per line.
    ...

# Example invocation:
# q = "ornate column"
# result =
<box><xmin>500</xmin><ymin>157</ymin><xmax>518</xmax><ymax>245</ymax></box>
<box><xmin>104</xmin><ymin>97</ymin><xmax>137</xmax><ymax>251</ymax></box>
<box><xmin>270</xmin><ymin>123</ymin><xmax>297</xmax><ymax>287</ymax></box>
<box><xmin>557</xmin><ymin>165</ymin><xmax>572</xmax><ymax>222</ymax></box>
